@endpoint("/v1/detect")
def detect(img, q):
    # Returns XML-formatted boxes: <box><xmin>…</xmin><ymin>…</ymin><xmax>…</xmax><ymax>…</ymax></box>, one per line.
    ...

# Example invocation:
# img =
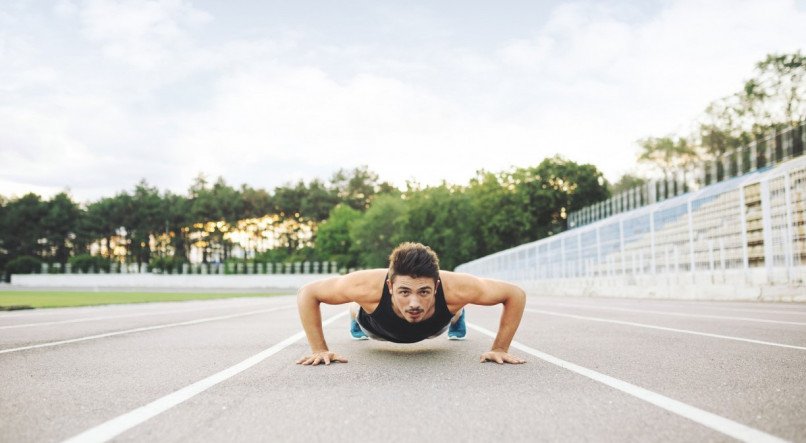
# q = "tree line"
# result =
<box><xmin>0</xmin><ymin>159</ymin><xmax>610</xmax><ymax>278</ymax></box>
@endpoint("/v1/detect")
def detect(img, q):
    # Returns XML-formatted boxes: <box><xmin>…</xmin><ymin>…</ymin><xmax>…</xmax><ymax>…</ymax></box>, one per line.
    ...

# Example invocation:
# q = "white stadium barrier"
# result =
<box><xmin>9</xmin><ymin>274</ymin><xmax>339</xmax><ymax>290</ymax></box>
<box><xmin>455</xmin><ymin>155</ymin><xmax>806</xmax><ymax>301</ymax></box>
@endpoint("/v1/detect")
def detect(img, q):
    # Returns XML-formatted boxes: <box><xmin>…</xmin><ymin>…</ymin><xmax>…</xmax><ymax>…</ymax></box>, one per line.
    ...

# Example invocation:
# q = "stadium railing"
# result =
<box><xmin>456</xmin><ymin>131</ymin><xmax>806</xmax><ymax>300</ymax></box>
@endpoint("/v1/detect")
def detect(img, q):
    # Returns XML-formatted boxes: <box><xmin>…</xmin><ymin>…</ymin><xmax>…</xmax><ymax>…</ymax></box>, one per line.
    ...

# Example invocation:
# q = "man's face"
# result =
<box><xmin>388</xmin><ymin>275</ymin><xmax>439</xmax><ymax>323</ymax></box>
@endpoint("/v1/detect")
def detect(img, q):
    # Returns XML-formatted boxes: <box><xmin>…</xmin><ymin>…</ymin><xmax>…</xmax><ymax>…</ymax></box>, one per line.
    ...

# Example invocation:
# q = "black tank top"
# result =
<box><xmin>357</xmin><ymin>275</ymin><xmax>453</xmax><ymax>343</ymax></box>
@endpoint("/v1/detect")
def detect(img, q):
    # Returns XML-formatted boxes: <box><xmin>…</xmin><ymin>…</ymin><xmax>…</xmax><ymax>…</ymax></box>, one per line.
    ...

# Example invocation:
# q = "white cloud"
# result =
<box><xmin>494</xmin><ymin>0</ymin><xmax>806</xmax><ymax>179</ymax></box>
<box><xmin>53</xmin><ymin>0</ymin><xmax>78</xmax><ymax>18</ymax></box>
<box><xmin>78</xmin><ymin>0</ymin><xmax>212</xmax><ymax>69</ymax></box>
<box><xmin>168</xmin><ymin>66</ymin><xmax>484</xmax><ymax>187</ymax></box>
<box><xmin>1</xmin><ymin>0</ymin><xmax>805</xmax><ymax>203</ymax></box>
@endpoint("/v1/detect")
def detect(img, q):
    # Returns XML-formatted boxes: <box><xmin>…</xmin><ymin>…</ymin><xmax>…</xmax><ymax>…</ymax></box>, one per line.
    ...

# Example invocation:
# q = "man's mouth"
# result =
<box><xmin>407</xmin><ymin>310</ymin><xmax>423</xmax><ymax>318</ymax></box>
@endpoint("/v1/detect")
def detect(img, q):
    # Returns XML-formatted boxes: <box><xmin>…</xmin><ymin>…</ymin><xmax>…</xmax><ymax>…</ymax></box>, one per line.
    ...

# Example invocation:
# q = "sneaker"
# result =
<box><xmin>447</xmin><ymin>309</ymin><xmax>467</xmax><ymax>340</ymax></box>
<box><xmin>350</xmin><ymin>319</ymin><xmax>369</xmax><ymax>340</ymax></box>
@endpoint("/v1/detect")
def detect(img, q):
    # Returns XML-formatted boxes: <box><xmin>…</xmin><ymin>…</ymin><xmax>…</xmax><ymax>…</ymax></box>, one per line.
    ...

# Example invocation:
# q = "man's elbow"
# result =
<box><xmin>297</xmin><ymin>284</ymin><xmax>317</xmax><ymax>307</ymax></box>
<box><xmin>510</xmin><ymin>286</ymin><xmax>526</xmax><ymax>306</ymax></box>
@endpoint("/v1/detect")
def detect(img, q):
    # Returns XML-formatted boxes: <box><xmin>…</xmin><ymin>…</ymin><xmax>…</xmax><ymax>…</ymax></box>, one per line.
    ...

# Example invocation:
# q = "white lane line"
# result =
<box><xmin>525</xmin><ymin>309</ymin><xmax>806</xmax><ymax>351</ymax></box>
<box><xmin>467</xmin><ymin>322</ymin><xmax>787</xmax><ymax>443</ymax></box>
<box><xmin>62</xmin><ymin>311</ymin><xmax>348</xmax><ymax>443</ymax></box>
<box><xmin>0</xmin><ymin>297</ymin><xmax>294</xmax><ymax>319</ymax></box>
<box><xmin>0</xmin><ymin>303</ymin><xmax>284</xmax><ymax>330</ymax></box>
<box><xmin>0</xmin><ymin>305</ymin><xmax>295</xmax><ymax>355</ymax></box>
<box><xmin>528</xmin><ymin>302</ymin><xmax>806</xmax><ymax>326</ymax></box>
<box><xmin>672</xmin><ymin>306</ymin><xmax>806</xmax><ymax>317</ymax></box>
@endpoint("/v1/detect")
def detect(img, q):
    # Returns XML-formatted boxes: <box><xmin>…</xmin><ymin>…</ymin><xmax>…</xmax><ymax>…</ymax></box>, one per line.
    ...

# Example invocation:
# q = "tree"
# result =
<box><xmin>504</xmin><ymin>157</ymin><xmax>610</xmax><ymax>241</ymax></box>
<box><xmin>609</xmin><ymin>173</ymin><xmax>646</xmax><ymax>195</ymax></box>
<box><xmin>637</xmin><ymin>136</ymin><xmax>699</xmax><ymax>174</ymax></box>
<box><xmin>330</xmin><ymin>165</ymin><xmax>394</xmax><ymax>210</ymax></box>
<box><xmin>697</xmin><ymin>51</ymin><xmax>805</xmax><ymax>157</ymax></box>
<box><xmin>240</xmin><ymin>184</ymin><xmax>273</xmax><ymax>219</ymax></box>
<box><xmin>743</xmin><ymin>51</ymin><xmax>806</xmax><ymax>130</ymax></box>
<box><xmin>77</xmin><ymin>195</ymin><xmax>128</xmax><ymax>260</ymax></box>
<box><xmin>465</xmin><ymin>171</ymin><xmax>531</xmax><ymax>256</ymax></box>
<box><xmin>41</xmin><ymin>192</ymin><xmax>82</xmax><ymax>265</ymax></box>
<box><xmin>698</xmin><ymin>97</ymin><xmax>751</xmax><ymax>158</ymax></box>
<box><xmin>129</xmin><ymin>180</ymin><xmax>164</xmax><ymax>266</ymax></box>
<box><xmin>315</xmin><ymin>204</ymin><xmax>362</xmax><ymax>268</ymax></box>
<box><xmin>188</xmin><ymin>176</ymin><xmax>243</xmax><ymax>262</ymax></box>
<box><xmin>349</xmin><ymin>195</ymin><xmax>407</xmax><ymax>268</ymax></box>
<box><xmin>163</xmin><ymin>191</ymin><xmax>191</xmax><ymax>261</ymax></box>
<box><xmin>0</xmin><ymin>195</ymin><xmax>7</xmax><ymax>275</ymax></box>
<box><xmin>0</xmin><ymin>193</ymin><xmax>48</xmax><ymax>260</ymax></box>
<box><xmin>109</xmin><ymin>192</ymin><xmax>134</xmax><ymax>261</ymax></box>
<box><xmin>396</xmin><ymin>184</ymin><xmax>479</xmax><ymax>270</ymax></box>
<box><xmin>300</xmin><ymin>179</ymin><xmax>340</xmax><ymax>222</ymax></box>
<box><xmin>273</xmin><ymin>181</ymin><xmax>308</xmax><ymax>218</ymax></box>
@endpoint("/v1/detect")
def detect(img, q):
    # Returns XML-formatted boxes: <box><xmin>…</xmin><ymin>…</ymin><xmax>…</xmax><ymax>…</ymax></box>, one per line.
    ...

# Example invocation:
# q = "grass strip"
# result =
<box><xmin>0</xmin><ymin>291</ymin><xmax>287</xmax><ymax>309</ymax></box>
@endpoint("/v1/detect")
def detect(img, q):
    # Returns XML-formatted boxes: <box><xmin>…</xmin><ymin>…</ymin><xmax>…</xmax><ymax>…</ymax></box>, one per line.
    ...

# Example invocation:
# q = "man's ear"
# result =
<box><xmin>435</xmin><ymin>279</ymin><xmax>441</xmax><ymax>290</ymax></box>
<box><xmin>387</xmin><ymin>279</ymin><xmax>393</xmax><ymax>291</ymax></box>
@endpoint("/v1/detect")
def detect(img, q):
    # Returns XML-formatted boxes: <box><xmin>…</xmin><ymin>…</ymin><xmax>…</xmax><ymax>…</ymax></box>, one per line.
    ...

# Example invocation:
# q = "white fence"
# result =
<box><xmin>37</xmin><ymin>261</ymin><xmax>342</xmax><ymax>275</ymax></box>
<box><xmin>9</xmin><ymin>274</ymin><xmax>338</xmax><ymax>290</ymax></box>
<box><xmin>456</xmin><ymin>155</ymin><xmax>806</xmax><ymax>301</ymax></box>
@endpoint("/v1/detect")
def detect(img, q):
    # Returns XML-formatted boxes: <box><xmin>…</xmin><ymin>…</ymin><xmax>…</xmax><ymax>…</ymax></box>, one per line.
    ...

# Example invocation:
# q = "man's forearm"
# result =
<box><xmin>297</xmin><ymin>289</ymin><xmax>328</xmax><ymax>352</ymax></box>
<box><xmin>491</xmin><ymin>289</ymin><xmax>526</xmax><ymax>351</ymax></box>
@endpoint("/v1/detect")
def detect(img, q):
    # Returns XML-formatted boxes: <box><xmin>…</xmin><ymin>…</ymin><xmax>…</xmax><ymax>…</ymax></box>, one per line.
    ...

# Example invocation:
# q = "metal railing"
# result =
<box><xmin>568</xmin><ymin>122</ymin><xmax>805</xmax><ymax>229</ymax></box>
<box><xmin>456</xmin><ymin>153</ymin><xmax>806</xmax><ymax>289</ymax></box>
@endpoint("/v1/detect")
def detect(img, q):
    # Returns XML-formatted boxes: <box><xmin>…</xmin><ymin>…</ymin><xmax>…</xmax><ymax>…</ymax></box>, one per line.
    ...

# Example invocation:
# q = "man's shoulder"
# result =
<box><xmin>331</xmin><ymin>268</ymin><xmax>387</xmax><ymax>301</ymax></box>
<box><xmin>439</xmin><ymin>271</ymin><xmax>483</xmax><ymax>302</ymax></box>
<box><xmin>439</xmin><ymin>270</ymin><xmax>478</xmax><ymax>284</ymax></box>
<box><xmin>343</xmin><ymin>268</ymin><xmax>388</xmax><ymax>282</ymax></box>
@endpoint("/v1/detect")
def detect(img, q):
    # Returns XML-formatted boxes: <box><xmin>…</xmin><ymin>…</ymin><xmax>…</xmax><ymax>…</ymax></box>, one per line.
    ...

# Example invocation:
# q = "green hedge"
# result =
<box><xmin>149</xmin><ymin>256</ymin><xmax>187</xmax><ymax>274</ymax></box>
<box><xmin>68</xmin><ymin>254</ymin><xmax>111</xmax><ymax>273</ymax></box>
<box><xmin>6</xmin><ymin>256</ymin><xmax>42</xmax><ymax>274</ymax></box>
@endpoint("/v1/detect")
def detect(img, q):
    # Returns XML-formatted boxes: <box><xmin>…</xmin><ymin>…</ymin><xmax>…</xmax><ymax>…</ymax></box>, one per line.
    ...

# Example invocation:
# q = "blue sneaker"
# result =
<box><xmin>448</xmin><ymin>309</ymin><xmax>467</xmax><ymax>340</ymax></box>
<box><xmin>350</xmin><ymin>319</ymin><xmax>369</xmax><ymax>340</ymax></box>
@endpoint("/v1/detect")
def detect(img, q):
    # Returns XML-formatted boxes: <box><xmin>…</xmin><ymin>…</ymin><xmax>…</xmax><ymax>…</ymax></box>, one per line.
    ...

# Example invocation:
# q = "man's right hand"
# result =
<box><xmin>296</xmin><ymin>351</ymin><xmax>348</xmax><ymax>366</ymax></box>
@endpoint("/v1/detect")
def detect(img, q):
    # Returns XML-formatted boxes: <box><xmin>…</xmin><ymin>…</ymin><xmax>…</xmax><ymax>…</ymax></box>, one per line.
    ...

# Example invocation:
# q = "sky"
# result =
<box><xmin>1</xmin><ymin>0</ymin><xmax>805</xmax><ymax>204</ymax></box>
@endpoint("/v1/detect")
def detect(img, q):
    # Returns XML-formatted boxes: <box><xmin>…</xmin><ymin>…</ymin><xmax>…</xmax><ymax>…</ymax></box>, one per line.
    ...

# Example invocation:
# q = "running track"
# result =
<box><xmin>1</xmin><ymin>295</ymin><xmax>805</xmax><ymax>442</ymax></box>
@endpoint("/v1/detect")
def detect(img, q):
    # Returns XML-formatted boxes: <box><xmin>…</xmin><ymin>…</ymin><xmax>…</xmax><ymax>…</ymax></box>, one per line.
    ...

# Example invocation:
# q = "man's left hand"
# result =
<box><xmin>480</xmin><ymin>349</ymin><xmax>526</xmax><ymax>364</ymax></box>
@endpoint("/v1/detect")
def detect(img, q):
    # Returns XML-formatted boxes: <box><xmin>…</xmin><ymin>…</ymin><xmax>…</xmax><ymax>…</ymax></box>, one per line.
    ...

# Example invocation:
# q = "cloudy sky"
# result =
<box><xmin>1</xmin><ymin>0</ymin><xmax>804</xmax><ymax>203</ymax></box>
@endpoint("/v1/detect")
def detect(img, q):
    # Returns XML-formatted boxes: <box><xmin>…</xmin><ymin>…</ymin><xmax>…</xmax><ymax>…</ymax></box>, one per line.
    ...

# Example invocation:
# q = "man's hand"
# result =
<box><xmin>296</xmin><ymin>351</ymin><xmax>348</xmax><ymax>366</ymax></box>
<box><xmin>480</xmin><ymin>349</ymin><xmax>526</xmax><ymax>364</ymax></box>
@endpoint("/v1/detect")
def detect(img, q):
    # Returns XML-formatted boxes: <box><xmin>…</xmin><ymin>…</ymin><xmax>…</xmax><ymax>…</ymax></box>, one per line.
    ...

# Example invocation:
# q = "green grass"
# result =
<box><xmin>0</xmin><ymin>291</ymin><xmax>288</xmax><ymax>310</ymax></box>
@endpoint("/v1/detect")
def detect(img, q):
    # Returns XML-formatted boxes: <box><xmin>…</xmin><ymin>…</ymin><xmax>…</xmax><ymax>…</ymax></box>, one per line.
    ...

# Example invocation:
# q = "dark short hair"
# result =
<box><xmin>388</xmin><ymin>242</ymin><xmax>440</xmax><ymax>284</ymax></box>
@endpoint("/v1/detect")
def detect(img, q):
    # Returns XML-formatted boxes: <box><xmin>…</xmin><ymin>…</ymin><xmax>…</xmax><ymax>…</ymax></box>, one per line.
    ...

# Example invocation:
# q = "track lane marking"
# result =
<box><xmin>0</xmin><ymin>305</ymin><xmax>295</xmax><ymax>355</ymax></box>
<box><xmin>525</xmin><ymin>309</ymin><xmax>806</xmax><ymax>351</ymax></box>
<box><xmin>0</xmin><ymin>303</ymin><xmax>286</xmax><ymax>330</ymax></box>
<box><xmin>527</xmin><ymin>302</ymin><xmax>806</xmax><ymax>326</ymax></box>
<box><xmin>467</xmin><ymin>322</ymin><xmax>787</xmax><ymax>443</ymax></box>
<box><xmin>567</xmin><ymin>302</ymin><xmax>806</xmax><ymax>317</ymax></box>
<box><xmin>0</xmin><ymin>297</ymin><xmax>293</xmax><ymax>319</ymax></box>
<box><xmin>61</xmin><ymin>311</ymin><xmax>348</xmax><ymax>443</ymax></box>
<box><xmin>658</xmin><ymin>306</ymin><xmax>806</xmax><ymax>317</ymax></box>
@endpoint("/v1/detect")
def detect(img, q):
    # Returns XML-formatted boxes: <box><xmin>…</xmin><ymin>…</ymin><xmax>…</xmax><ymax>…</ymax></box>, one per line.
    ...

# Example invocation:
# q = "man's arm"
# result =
<box><xmin>446</xmin><ymin>272</ymin><xmax>527</xmax><ymax>364</ymax></box>
<box><xmin>483</xmin><ymin>279</ymin><xmax>526</xmax><ymax>364</ymax></box>
<box><xmin>295</xmin><ymin>269</ymin><xmax>384</xmax><ymax>366</ymax></box>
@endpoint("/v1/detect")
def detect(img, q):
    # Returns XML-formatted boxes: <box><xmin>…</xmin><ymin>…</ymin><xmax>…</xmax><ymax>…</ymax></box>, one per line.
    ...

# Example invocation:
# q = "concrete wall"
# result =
<box><xmin>9</xmin><ymin>274</ymin><xmax>340</xmax><ymax>290</ymax></box>
<box><xmin>517</xmin><ymin>268</ymin><xmax>805</xmax><ymax>302</ymax></box>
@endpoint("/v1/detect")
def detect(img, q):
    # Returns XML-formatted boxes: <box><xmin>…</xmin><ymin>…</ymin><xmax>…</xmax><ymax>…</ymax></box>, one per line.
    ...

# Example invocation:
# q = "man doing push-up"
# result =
<box><xmin>296</xmin><ymin>242</ymin><xmax>526</xmax><ymax>366</ymax></box>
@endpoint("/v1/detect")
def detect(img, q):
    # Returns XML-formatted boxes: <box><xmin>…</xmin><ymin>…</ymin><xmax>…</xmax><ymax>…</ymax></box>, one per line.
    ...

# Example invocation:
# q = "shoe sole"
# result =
<box><xmin>447</xmin><ymin>335</ymin><xmax>467</xmax><ymax>341</ymax></box>
<box><xmin>351</xmin><ymin>336</ymin><xmax>369</xmax><ymax>340</ymax></box>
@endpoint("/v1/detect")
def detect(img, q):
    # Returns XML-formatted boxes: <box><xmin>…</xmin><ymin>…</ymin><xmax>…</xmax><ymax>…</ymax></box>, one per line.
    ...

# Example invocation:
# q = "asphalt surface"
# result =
<box><xmin>1</xmin><ymin>294</ymin><xmax>805</xmax><ymax>442</ymax></box>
